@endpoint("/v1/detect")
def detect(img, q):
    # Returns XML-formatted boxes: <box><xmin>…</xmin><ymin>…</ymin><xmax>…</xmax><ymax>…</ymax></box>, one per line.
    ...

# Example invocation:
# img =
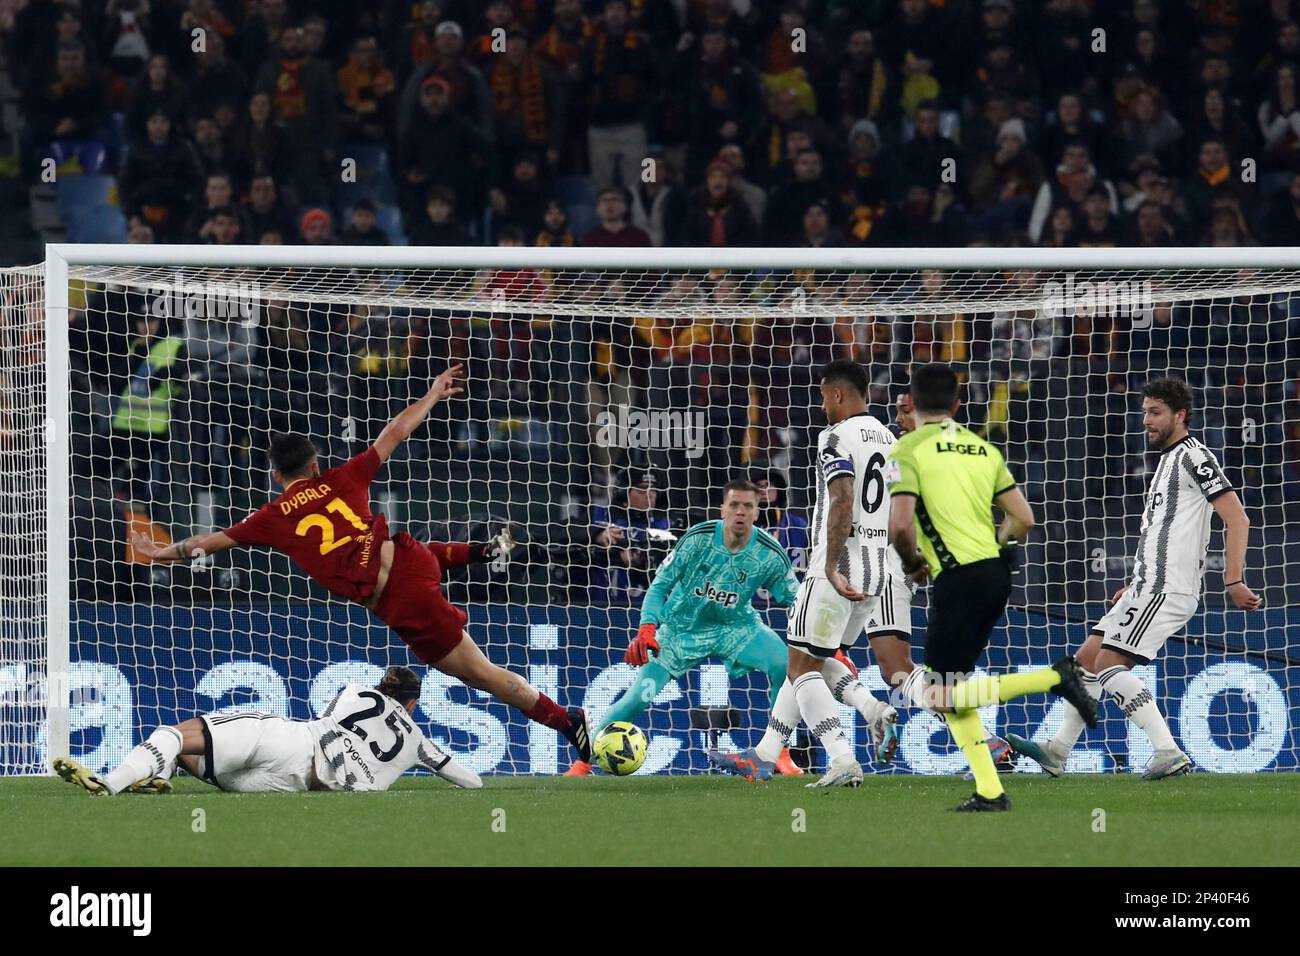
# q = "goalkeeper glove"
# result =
<box><xmin>625</xmin><ymin>623</ymin><xmax>660</xmax><ymax>666</ymax></box>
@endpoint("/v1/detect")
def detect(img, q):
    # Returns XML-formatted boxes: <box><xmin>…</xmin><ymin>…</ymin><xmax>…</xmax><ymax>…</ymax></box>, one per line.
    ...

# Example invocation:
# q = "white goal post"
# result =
<box><xmin>5</xmin><ymin>243</ymin><xmax>1297</xmax><ymax>776</ymax></box>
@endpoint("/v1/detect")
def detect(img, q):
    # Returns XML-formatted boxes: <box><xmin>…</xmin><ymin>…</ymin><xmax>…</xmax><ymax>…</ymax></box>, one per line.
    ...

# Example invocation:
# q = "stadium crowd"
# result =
<box><xmin>10</xmin><ymin>0</ymin><xmax>1296</xmax><ymax>604</ymax></box>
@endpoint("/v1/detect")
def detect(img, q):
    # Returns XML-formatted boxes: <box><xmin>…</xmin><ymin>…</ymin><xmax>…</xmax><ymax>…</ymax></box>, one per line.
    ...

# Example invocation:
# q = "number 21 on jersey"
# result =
<box><xmin>295</xmin><ymin>498</ymin><xmax>369</xmax><ymax>555</ymax></box>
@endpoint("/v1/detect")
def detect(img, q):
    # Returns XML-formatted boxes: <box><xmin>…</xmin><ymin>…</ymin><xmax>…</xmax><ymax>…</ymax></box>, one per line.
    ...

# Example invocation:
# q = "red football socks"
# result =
<box><xmin>524</xmin><ymin>693</ymin><xmax>569</xmax><ymax>730</ymax></box>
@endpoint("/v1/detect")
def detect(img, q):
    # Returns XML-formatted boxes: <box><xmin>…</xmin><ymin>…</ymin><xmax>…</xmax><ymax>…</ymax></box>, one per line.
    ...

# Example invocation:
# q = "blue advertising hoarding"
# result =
<box><xmin>56</xmin><ymin>602</ymin><xmax>1299</xmax><ymax>777</ymax></box>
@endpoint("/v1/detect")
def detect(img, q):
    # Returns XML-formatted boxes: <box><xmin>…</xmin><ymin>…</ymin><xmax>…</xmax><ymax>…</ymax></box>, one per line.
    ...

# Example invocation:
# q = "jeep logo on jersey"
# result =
<box><xmin>693</xmin><ymin>581</ymin><xmax>740</xmax><ymax>608</ymax></box>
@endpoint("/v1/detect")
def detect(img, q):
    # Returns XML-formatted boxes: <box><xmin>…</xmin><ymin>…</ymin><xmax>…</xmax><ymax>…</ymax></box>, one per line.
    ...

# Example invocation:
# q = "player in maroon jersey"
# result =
<box><xmin>131</xmin><ymin>363</ymin><xmax>592</xmax><ymax>765</ymax></box>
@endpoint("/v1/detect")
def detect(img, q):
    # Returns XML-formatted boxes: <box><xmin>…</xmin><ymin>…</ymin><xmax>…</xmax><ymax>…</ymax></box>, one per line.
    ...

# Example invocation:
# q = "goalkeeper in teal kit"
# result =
<box><xmin>565</xmin><ymin>479</ymin><xmax>798</xmax><ymax>776</ymax></box>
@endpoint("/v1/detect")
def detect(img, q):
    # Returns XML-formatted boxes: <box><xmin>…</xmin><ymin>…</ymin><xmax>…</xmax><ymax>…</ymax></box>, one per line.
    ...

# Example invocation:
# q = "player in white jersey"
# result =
<box><xmin>1008</xmin><ymin>378</ymin><xmax>1261</xmax><ymax>780</ymax></box>
<box><xmin>713</xmin><ymin>361</ymin><xmax>902</xmax><ymax>788</ymax></box>
<box><xmin>54</xmin><ymin>666</ymin><xmax>481</xmax><ymax>795</ymax></box>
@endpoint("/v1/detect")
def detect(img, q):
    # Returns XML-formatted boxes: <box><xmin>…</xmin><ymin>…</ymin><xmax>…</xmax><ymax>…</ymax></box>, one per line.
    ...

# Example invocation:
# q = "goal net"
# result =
<box><xmin>4</xmin><ymin>245</ymin><xmax>1297</xmax><ymax>777</ymax></box>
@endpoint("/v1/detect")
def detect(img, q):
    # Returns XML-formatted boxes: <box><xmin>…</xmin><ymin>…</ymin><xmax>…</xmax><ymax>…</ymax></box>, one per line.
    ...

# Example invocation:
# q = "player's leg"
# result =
<box><xmin>564</xmin><ymin>658</ymin><xmax>674</xmax><ymax>775</ymax></box>
<box><xmin>1097</xmin><ymin>592</ymin><xmax>1195</xmax><ymax>778</ymax></box>
<box><xmin>925</xmin><ymin>560</ymin><xmax>1013</xmax><ymax>810</ymax></box>
<box><xmin>787</xmin><ymin>645</ymin><xmax>863</xmax><ymax>788</ymax></box>
<box><xmin>56</xmin><ymin>719</ymin><xmax>204</xmax><ymax>796</ymax></box>
<box><xmin>724</xmin><ymin>624</ymin><xmax>804</xmax><ymax>774</ymax></box>
<box><xmin>822</xmin><ymin>598</ymin><xmax>898</xmax><ymax>764</ymax></box>
<box><xmin>436</xmin><ymin>630</ymin><xmax>591</xmax><ymax>762</ymax></box>
<box><xmin>1007</xmin><ymin>630</ymin><xmax>1105</xmax><ymax>776</ymax></box>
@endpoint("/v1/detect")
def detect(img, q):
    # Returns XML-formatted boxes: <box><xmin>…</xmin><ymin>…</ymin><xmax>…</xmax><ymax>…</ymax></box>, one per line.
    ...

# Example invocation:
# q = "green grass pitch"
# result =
<box><xmin>4</xmin><ymin>773</ymin><xmax>1297</xmax><ymax>866</ymax></box>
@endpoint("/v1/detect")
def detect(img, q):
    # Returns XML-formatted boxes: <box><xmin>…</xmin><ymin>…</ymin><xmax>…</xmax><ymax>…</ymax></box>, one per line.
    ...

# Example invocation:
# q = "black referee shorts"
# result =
<box><xmin>923</xmin><ymin>557</ymin><xmax>1013</xmax><ymax>678</ymax></box>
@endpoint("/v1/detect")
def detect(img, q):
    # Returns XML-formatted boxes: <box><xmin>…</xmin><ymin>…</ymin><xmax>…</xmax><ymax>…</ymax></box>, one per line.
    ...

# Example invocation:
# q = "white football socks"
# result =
<box><xmin>755</xmin><ymin>678</ymin><xmax>801</xmax><ymax>763</ymax></box>
<box><xmin>793</xmin><ymin>671</ymin><xmax>853</xmax><ymax>763</ymax></box>
<box><xmin>1098</xmin><ymin>664</ymin><xmax>1177</xmax><ymax>752</ymax></box>
<box><xmin>822</xmin><ymin>654</ymin><xmax>888</xmax><ymax>722</ymax></box>
<box><xmin>1050</xmin><ymin>668</ymin><xmax>1102</xmax><ymax>756</ymax></box>
<box><xmin>104</xmin><ymin>726</ymin><xmax>183</xmax><ymax>795</ymax></box>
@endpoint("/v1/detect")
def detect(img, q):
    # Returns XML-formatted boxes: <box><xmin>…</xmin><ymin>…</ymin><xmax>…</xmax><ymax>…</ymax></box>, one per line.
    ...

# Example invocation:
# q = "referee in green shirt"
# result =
<box><xmin>884</xmin><ymin>363</ymin><xmax>1097</xmax><ymax>812</ymax></box>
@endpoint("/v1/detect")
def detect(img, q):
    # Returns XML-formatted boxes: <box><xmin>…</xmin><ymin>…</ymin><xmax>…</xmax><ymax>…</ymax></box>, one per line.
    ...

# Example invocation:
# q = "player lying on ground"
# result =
<box><xmin>131</xmin><ymin>363</ymin><xmax>592</xmax><ymax>765</ymax></box>
<box><xmin>885</xmin><ymin>362</ymin><xmax>1097</xmax><ymax>811</ymax></box>
<box><xmin>566</xmin><ymin>479</ymin><xmax>804</xmax><ymax>776</ymax></box>
<box><xmin>54</xmin><ymin>666</ymin><xmax>481</xmax><ymax>795</ymax></box>
<box><xmin>710</xmin><ymin>360</ymin><xmax>910</xmax><ymax>788</ymax></box>
<box><xmin>1007</xmin><ymin>377</ymin><xmax>1261</xmax><ymax>781</ymax></box>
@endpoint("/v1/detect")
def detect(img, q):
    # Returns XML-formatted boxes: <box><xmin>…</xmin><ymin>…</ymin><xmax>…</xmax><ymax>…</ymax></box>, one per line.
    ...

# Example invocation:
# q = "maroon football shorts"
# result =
<box><xmin>372</xmin><ymin>532</ymin><xmax>467</xmax><ymax>664</ymax></box>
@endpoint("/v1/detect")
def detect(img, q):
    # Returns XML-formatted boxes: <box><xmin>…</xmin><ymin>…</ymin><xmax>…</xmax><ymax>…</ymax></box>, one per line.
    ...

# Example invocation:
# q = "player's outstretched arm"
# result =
<box><xmin>131</xmin><ymin>530</ymin><xmax>239</xmax><ymax>564</ymax></box>
<box><xmin>372</xmin><ymin>362</ymin><xmax>465</xmax><ymax>463</ymax></box>
<box><xmin>1211</xmin><ymin>491</ymin><xmax>1262</xmax><ymax>610</ymax></box>
<box><xmin>626</xmin><ymin>537</ymin><xmax>688</xmax><ymax>665</ymax></box>
<box><xmin>993</xmin><ymin>486</ymin><xmax>1035</xmax><ymax>545</ymax></box>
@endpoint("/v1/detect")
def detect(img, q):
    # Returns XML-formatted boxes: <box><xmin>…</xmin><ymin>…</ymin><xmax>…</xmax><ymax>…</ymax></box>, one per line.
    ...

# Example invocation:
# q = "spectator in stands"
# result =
<box><xmin>340</xmin><ymin>199</ymin><xmax>390</xmax><ymax>246</ymax></box>
<box><xmin>581</xmin><ymin>0</ymin><xmax>656</xmax><ymax>190</ymax></box>
<box><xmin>1189</xmin><ymin>87</ymin><xmax>1254</xmax><ymax>172</ymax></box>
<box><xmin>766</xmin><ymin>148</ymin><xmax>841</xmax><ymax>245</ymax></box>
<box><xmin>677</xmin><ymin>25</ymin><xmax>764</xmax><ymax>181</ymax></box>
<box><xmin>628</xmin><ymin>153</ymin><xmax>685</xmax><ymax>247</ymax></box>
<box><xmin>108</xmin><ymin>310</ymin><xmax>185</xmax><ymax>504</ymax></box>
<box><xmin>714</xmin><ymin>142</ymin><xmax>766</xmax><ymax>227</ymax></box>
<box><xmin>300</xmin><ymin>208</ymin><xmax>333</xmax><ymax>245</ymax></box>
<box><xmin>534</xmin><ymin>0</ymin><xmax>593</xmax><ymax>173</ymax></box>
<box><xmin>399</xmin><ymin>74</ymin><xmax>490</xmax><ymax>226</ymax></box>
<box><xmin>1261</xmin><ymin>171</ymin><xmax>1300</xmax><ymax>245</ymax></box>
<box><xmin>240</xmin><ymin>0</ymin><xmax>290</xmax><ymax>75</ymax></box>
<box><xmin>228</xmin><ymin>92</ymin><xmax>295</xmax><ymax>196</ymax></box>
<box><xmin>969</xmin><ymin>118</ymin><xmax>1043</xmax><ymax>238</ymax></box>
<box><xmin>1037</xmin><ymin>204</ymin><xmax>1077</xmax><ymax>247</ymax></box>
<box><xmin>1130</xmin><ymin>199</ymin><xmax>1179</xmax><ymax>246</ymax></box>
<box><xmin>1203</xmin><ymin>197</ymin><xmax>1257</xmax><ymax>246</ymax></box>
<box><xmin>398</xmin><ymin>19</ymin><xmax>494</xmax><ymax>145</ymax></box>
<box><xmin>488</xmin><ymin>151</ymin><xmax>552</xmax><ymax>239</ymax></box>
<box><xmin>99</xmin><ymin>0</ymin><xmax>155</xmax><ymax>82</ymax></box>
<box><xmin>243</xmin><ymin>174</ymin><xmax>296</xmax><ymax>244</ymax></box>
<box><xmin>883</xmin><ymin>0</ymin><xmax>955</xmax><ymax>113</ymax></box>
<box><xmin>1258</xmin><ymin>63</ymin><xmax>1300</xmax><ymax>180</ymax></box>
<box><xmin>186</xmin><ymin>171</ymin><xmax>248</xmax><ymax>242</ymax></box>
<box><xmin>1070</xmin><ymin>186</ymin><xmax>1124</xmax><ymax>246</ymax></box>
<box><xmin>395</xmin><ymin>0</ymin><xmax>444</xmax><ymax>78</ymax></box>
<box><xmin>534</xmin><ymin>199</ymin><xmax>576</xmax><ymax>246</ymax></box>
<box><xmin>190</xmin><ymin>115</ymin><xmax>231</xmax><ymax>180</ymax></box>
<box><xmin>126</xmin><ymin>54</ymin><xmax>184</xmax><ymax>139</ymax></box>
<box><xmin>1118</xmin><ymin>85</ymin><xmax>1184</xmax><ymax>175</ymax></box>
<box><xmin>486</xmin><ymin>28</ymin><xmax>563</xmax><ymax>170</ymax></box>
<box><xmin>823</xmin><ymin>28</ymin><xmax>892</xmax><ymax>133</ymax></box>
<box><xmin>798</xmin><ymin>200</ymin><xmax>842</xmax><ymax>247</ymax></box>
<box><xmin>255</xmin><ymin>23</ymin><xmax>337</xmax><ymax>205</ymax></box>
<box><xmin>203</xmin><ymin>205</ymin><xmax>244</xmax><ymax>245</ymax></box>
<box><xmin>337</xmin><ymin>35</ymin><xmax>397</xmax><ymax>146</ymax></box>
<box><xmin>119</xmin><ymin>107</ymin><xmax>204</xmax><ymax>242</ymax></box>
<box><xmin>23</xmin><ymin>39</ymin><xmax>106</xmax><ymax>161</ymax></box>
<box><xmin>1038</xmin><ymin>91</ymin><xmax>1110</xmax><ymax>176</ymax></box>
<box><xmin>588</xmin><ymin>465</ymin><xmax>674</xmax><ymax>605</ymax></box>
<box><xmin>1183</xmin><ymin>136</ymin><xmax>1253</xmax><ymax>231</ymax></box>
<box><xmin>898</xmin><ymin>101</ymin><xmax>963</xmax><ymax>197</ymax></box>
<box><xmin>877</xmin><ymin>182</ymin><xmax>969</xmax><ymax>247</ymax></box>
<box><xmin>409</xmin><ymin>185</ymin><xmax>470</xmax><ymax>246</ymax></box>
<box><xmin>582</xmin><ymin>186</ymin><xmax>652</xmax><ymax>246</ymax></box>
<box><xmin>681</xmin><ymin>159</ymin><xmax>757</xmax><ymax>247</ymax></box>
<box><xmin>1028</xmin><ymin>140</ymin><xmax>1118</xmax><ymax>243</ymax></box>
<box><xmin>185</xmin><ymin>31</ymin><xmax>248</xmax><ymax>127</ymax></box>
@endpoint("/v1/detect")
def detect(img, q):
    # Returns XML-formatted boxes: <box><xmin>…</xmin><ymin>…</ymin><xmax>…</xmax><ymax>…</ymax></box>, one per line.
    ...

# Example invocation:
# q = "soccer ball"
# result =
<box><xmin>593</xmin><ymin>722</ymin><xmax>648</xmax><ymax>776</ymax></box>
